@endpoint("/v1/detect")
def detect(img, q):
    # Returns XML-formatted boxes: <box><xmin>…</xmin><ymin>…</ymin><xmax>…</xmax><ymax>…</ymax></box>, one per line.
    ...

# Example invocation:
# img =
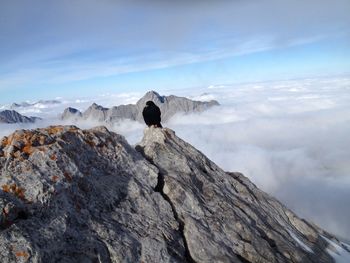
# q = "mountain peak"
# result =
<box><xmin>137</xmin><ymin>90</ymin><xmax>165</xmax><ymax>104</ymax></box>
<box><xmin>61</xmin><ymin>107</ymin><xmax>82</xmax><ymax>120</ymax></box>
<box><xmin>0</xmin><ymin>109</ymin><xmax>40</xmax><ymax>123</ymax></box>
<box><xmin>61</xmin><ymin>91</ymin><xmax>219</xmax><ymax>123</ymax></box>
<box><xmin>146</xmin><ymin>90</ymin><xmax>161</xmax><ymax>96</ymax></box>
<box><xmin>1</xmin><ymin>125</ymin><xmax>347</xmax><ymax>262</ymax></box>
<box><xmin>89</xmin><ymin>102</ymin><xmax>107</xmax><ymax>110</ymax></box>
<box><xmin>136</xmin><ymin>126</ymin><xmax>341</xmax><ymax>262</ymax></box>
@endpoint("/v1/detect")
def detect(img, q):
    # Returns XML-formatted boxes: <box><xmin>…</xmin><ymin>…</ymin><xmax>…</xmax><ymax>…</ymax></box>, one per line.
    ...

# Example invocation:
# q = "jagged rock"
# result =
<box><xmin>0</xmin><ymin>126</ymin><xmax>186</xmax><ymax>262</ymax></box>
<box><xmin>61</xmin><ymin>107</ymin><xmax>82</xmax><ymax>121</ymax></box>
<box><xmin>0</xmin><ymin>110</ymin><xmax>41</xmax><ymax>124</ymax></box>
<box><xmin>136</xmin><ymin>127</ymin><xmax>346</xmax><ymax>263</ymax></box>
<box><xmin>61</xmin><ymin>91</ymin><xmax>219</xmax><ymax>123</ymax></box>
<box><xmin>0</xmin><ymin>125</ymin><xmax>347</xmax><ymax>262</ymax></box>
<box><xmin>82</xmin><ymin>103</ymin><xmax>109</xmax><ymax>122</ymax></box>
<box><xmin>134</xmin><ymin>91</ymin><xmax>219</xmax><ymax>122</ymax></box>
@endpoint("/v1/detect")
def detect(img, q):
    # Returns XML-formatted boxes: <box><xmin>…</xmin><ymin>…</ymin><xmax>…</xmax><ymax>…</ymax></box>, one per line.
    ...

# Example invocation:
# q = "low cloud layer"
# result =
<box><xmin>166</xmin><ymin>76</ymin><xmax>350</xmax><ymax>239</ymax></box>
<box><xmin>1</xmin><ymin>76</ymin><xmax>350</xmax><ymax>239</ymax></box>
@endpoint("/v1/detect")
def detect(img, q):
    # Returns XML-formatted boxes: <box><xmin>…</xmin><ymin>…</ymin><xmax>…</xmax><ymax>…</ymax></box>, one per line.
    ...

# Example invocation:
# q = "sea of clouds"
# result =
<box><xmin>1</xmin><ymin>75</ymin><xmax>350</xmax><ymax>240</ymax></box>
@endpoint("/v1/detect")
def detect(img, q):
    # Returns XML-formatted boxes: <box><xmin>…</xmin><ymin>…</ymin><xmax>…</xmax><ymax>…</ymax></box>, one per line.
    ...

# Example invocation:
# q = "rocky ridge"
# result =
<box><xmin>0</xmin><ymin>110</ymin><xmax>41</xmax><ymax>124</ymax></box>
<box><xmin>10</xmin><ymin>100</ymin><xmax>61</xmax><ymax>109</ymax></box>
<box><xmin>61</xmin><ymin>91</ymin><xmax>219</xmax><ymax>123</ymax></box>
<box><xmin>0</xmin><ymin>125</ymin><xmax>348</xmax><ymax>262</ymax></box>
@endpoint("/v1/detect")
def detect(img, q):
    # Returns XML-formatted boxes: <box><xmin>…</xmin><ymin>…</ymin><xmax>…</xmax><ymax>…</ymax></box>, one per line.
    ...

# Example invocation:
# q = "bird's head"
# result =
<box><xmin>146</xmin><ymin>101</ymin><xmax>155</xmax><ymax>106</ymax></box>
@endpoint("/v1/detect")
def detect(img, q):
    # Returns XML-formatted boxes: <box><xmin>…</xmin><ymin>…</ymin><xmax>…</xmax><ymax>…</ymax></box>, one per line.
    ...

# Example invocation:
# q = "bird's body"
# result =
<box><xmin>142</xmin><ymin>101</ymin><xmax>162</xmax><ymax>128</ymax></box>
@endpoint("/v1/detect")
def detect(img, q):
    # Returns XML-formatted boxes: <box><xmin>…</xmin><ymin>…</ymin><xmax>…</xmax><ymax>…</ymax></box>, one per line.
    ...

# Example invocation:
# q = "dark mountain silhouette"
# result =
<box><xmin>0</xmin><ymin>110</ymin><xmax>41</xmax><ymax>124</ymax></box>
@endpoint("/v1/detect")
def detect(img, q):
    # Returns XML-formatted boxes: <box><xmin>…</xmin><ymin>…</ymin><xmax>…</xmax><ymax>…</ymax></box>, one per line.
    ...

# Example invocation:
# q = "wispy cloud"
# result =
<box><xmin>0</xmin><ymin>34</ymin><xmax>332</xmax><ymax>91</ymax></box>
<box><xmin>1</xmin><ymin>0</ymin><xmax>349</xmax><ymax>92</ymax></box>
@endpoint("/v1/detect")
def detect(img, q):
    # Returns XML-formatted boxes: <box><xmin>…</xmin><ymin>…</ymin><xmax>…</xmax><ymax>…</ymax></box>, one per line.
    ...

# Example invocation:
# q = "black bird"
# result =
<box><xmin>142</xmin><ymin>101</ymin><xmax>162</xmax><ymax>128</ymax></box>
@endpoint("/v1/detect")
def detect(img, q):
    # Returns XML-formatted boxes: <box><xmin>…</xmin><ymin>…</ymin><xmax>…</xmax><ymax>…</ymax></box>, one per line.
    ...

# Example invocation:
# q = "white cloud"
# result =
<box><xmin>166</xmin><ymin>76</ymin><xmax>350</xmax><ymax>239</ymax></box>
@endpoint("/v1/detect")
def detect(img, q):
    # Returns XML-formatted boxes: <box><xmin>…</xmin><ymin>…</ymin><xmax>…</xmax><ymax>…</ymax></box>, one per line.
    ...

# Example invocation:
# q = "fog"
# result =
<box><xmin>1</xmin><ymin>76</ymin><xmax>350</xmax><ymax>239</ymax></box>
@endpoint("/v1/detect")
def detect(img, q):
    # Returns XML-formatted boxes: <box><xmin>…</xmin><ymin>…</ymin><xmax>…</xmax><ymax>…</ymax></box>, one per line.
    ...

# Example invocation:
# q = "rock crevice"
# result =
<box><xmin>154</xmin><ymin>171</ymin><xmax>196</xmax><ymax>263</ymax></box>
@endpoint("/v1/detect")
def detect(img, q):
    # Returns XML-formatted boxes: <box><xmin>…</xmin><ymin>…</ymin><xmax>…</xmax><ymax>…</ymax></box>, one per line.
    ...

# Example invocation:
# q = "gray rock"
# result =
<box><xmin>134</xmin><ymin>91</ymin><xmax>219</xmax><ymax>122</ymax></box>
<box><xmin>0</xmin><ymin>110</ymin><xmax>41</xmax><ymax>123</ymax></box>
<box><xmin>0</xmin><ymin>126</ymin><xmax>186</xmax><ymax>262</ymax></box>
<box><xmin>61</xmin><ymin>107</ymin><xmax>82</xmax><ymax>121</ymax></box>
<box><xmin>82</xmin><ymin>103</ymin><xmax>109</xmax><ymax>122</ymax></box>
<box><xmin>61</xmin><ymin>91</ymin><xmax>220</xmax><ymax>123</ymax></box>
<box><xmin>136</xmin><ymin>127</ymin><xmax>344</xmax><ymax>263</ymax></box>
<box><xmin>0</xmin><ymin>125</ymin><xmax>346</xmax><ymax>262</ymax></box>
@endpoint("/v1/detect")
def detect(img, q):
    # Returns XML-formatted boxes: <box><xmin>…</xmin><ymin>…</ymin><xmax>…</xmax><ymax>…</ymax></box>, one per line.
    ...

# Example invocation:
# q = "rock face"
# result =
<box><xmin>136</xmin><ymin>127</ymin><xmax>347</xmax><ymax>263</ymax></box>
<box><xmin>61</xmin><ymin>107</ymin><xmax>83</xmax><ymax>121</ymax></box>
<box><xmin>0</xmin><ymin>110</ymin><xmax>40</xmax><ymax>123</ymax></box>
<box><xmin>134</xmin><ymin>91</ymin><xmax>220</xmax><ymax>122</ymax></box>
<box><xmin>0</xmin><ymin>126</ymin><xmax>185</xmax><ymax>262</ymax></box>
<box><xmin>0</xmin><ymin>125</ymin><xmax>347</xmax><ymax>262</ymax></box>
<box><xmin>61</xmin><ymin>91</ymin><xmax>219</xmax><ymax>123</ymax></box>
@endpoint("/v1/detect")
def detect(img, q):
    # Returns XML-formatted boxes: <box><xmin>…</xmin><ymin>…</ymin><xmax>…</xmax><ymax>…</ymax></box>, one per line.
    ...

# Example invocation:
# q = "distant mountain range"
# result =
<box><xmin>0</xmin><ymin>110</ymin><xmax>41</xmax><ymax>124</ymax></box>
<box><xmin>61</xmin><ymin>91</ymin><xmax>220</xmax><ymax>123</ymax></box>
<box><xmin>10</xmin><ymin>100</ymin><xmax>61</xmax><ymax>109</ymax></box>
<box><xmin>1</xmin><ymin>91</ymin><xmax>218</xmax><ymax>124</ymax></box>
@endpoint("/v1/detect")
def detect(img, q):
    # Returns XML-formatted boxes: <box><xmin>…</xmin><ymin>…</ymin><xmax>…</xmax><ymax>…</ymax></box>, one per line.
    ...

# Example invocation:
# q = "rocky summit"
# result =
<box><xmin>0</xmin><ymin>110</ymin><xmax>41</xmax><ymax>124</ymax></box>
<box><xmin>0</xmin><ymin>126</ymin><xmax>347</xmax><ymax>262</ymax></box>
<box><xmin>61</xmin><ymin>91</ymin><xmax>220</xmax><ymax>123</ymax></box>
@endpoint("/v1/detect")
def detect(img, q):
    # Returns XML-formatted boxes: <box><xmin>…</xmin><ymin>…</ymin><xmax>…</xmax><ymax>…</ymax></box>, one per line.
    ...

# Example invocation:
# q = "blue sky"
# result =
<box><xmin>0</xmin><ymin>0</ymin><xmax>349</xmax><ymax>104</ymax></box>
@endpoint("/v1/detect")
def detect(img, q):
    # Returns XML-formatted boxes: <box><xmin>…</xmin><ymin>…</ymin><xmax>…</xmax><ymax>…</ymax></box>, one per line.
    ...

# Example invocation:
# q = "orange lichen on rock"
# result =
<box><xmin>1</xmin><ymin>131</ymin><xmax>38</xmax><ymax>156</ymax></box>
<box><xmin>47</xmin><ymin>126</ymin><xmax>64</xmax><ymax>135</ymax></box>
<box><xmin>69</xmin><ymin>127</ymin><xmax>78</xmax><ymax>132</ymax></box>
<box><xmin>1</xmin><ymin>137</ymin><xmax>8</xmax><ymax>147</ymax></box>
<box><xmin>3</xmin><ymin>135</ymin><xmax>13</xmax><ymax>146</ymax></box>
<box><xmin>50</xmin><ymin>154</ymin><xmax>57</xmax><ymax>161</ymax></box>
<box><xmin>51</xmin><ymin>175</ymin><xmax>59</xmax><ymax>182</ymax></box>
<box><xmin>22</xmin><ymin>144</ymin><xmax>34</xmax><ymax>155</ymax></box>
<box><xmin>12</xmin><ymin>184</ymin><xmax>26</xmax><ymax>200</ymax></box>
<box><xmin>64</xmin><ymin>172</ymin><xmax>72</xmax><ymax>182</ymax></box>
<box><xmin>86</xmin><ymin>139</ymin><xmax>95</xmax><ymax>147</ymax></box>
<box><xmin>2</xmin><ymin>184</ymin><xmax>26</xmax><ymax>200</ymax></box>
<box><xmin>15</xmin><ymin>251</ymin><xmax>29</xmax><ymax>260</ymax></box>
<box><xmin>2</xmin><ymin>184</ymin><xmax>11</xmax><ymax>193</ymax></box>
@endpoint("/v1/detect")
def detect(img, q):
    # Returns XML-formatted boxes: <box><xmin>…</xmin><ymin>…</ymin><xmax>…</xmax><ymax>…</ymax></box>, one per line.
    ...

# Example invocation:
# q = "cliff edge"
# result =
<box><xmin>0</xmin><ymin>126</ymin><xmax>348</xmax><ymax>262</ymax></box>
